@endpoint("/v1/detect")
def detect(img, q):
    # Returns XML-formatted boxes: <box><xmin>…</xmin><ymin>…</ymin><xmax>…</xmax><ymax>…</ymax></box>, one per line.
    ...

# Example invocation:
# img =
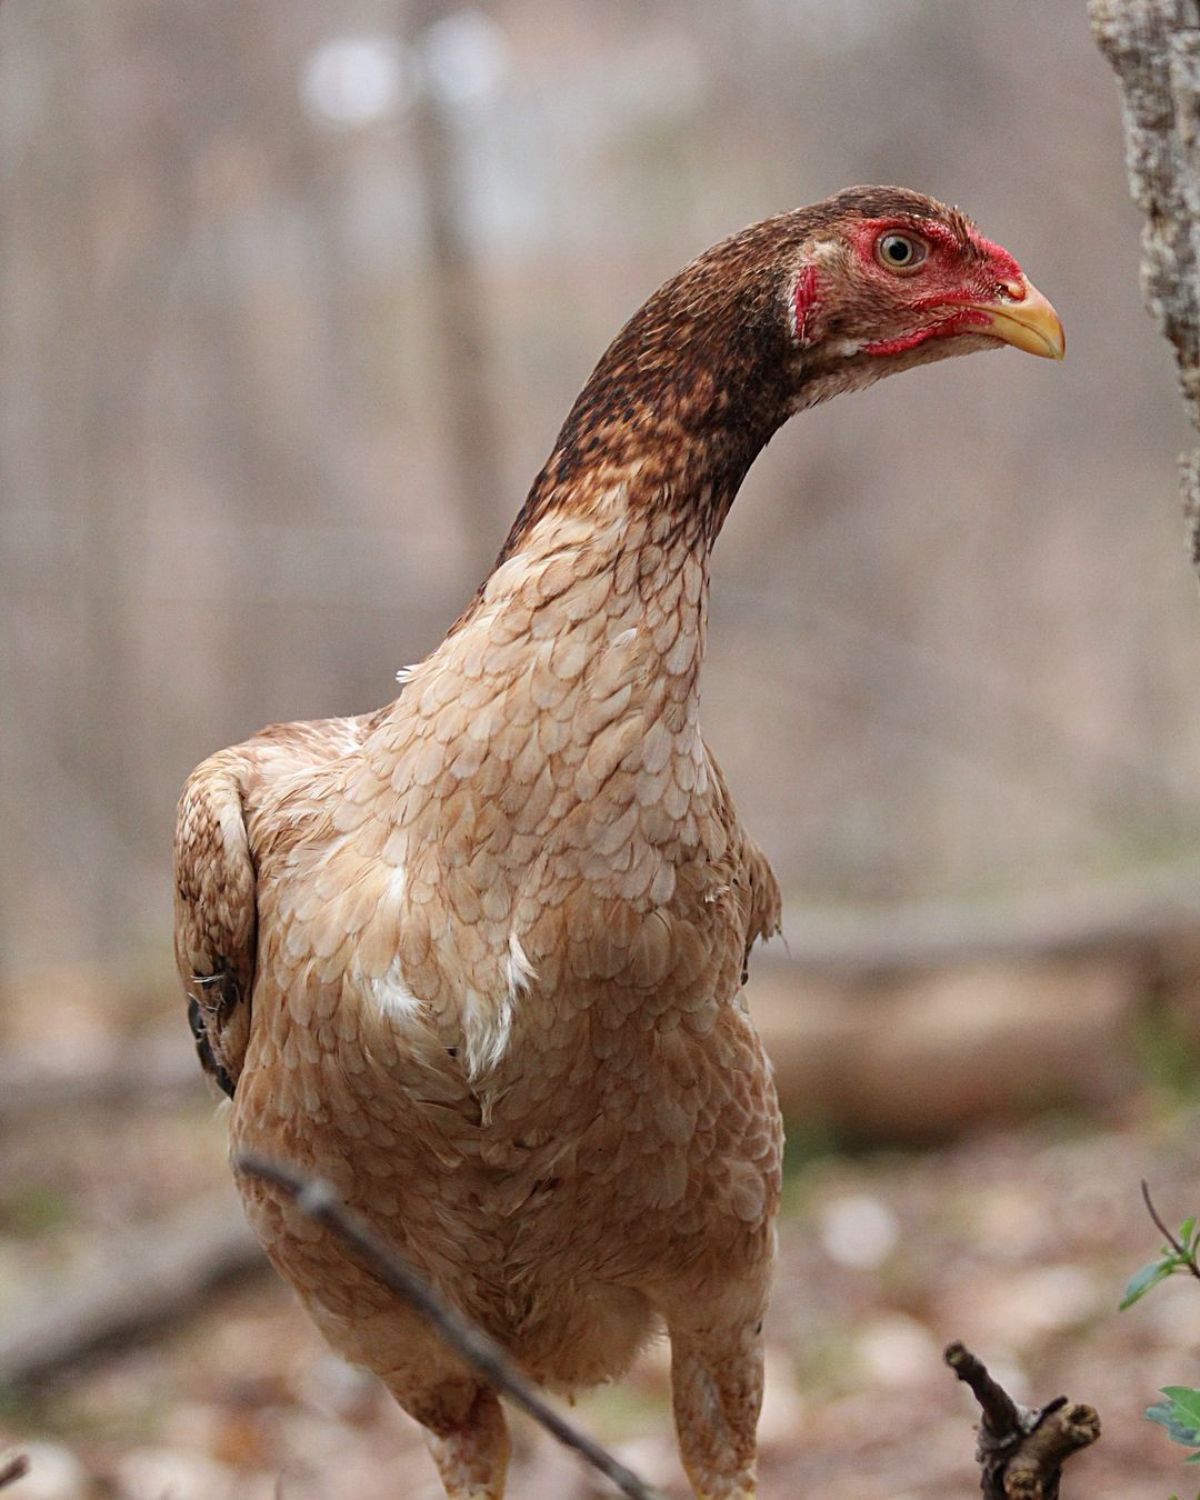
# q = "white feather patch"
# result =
<box><xmin>453</xmin><ymin>938</ymin><xmax>534</xmax><ymax>1082</ymax></box>
<box><xmin>506</xmin><ymin>931</ymin><xmax>536</xmax><ymax>999</ymax></box>
<box><xmin>372</xmin><ymin>957</ymin><xmax>424</xmax><ymax>1023</ymax></box>
<box><xmin>460</xmin><ymin>986</ymin><xmax>514</xmax><ymax>1082</ymax></box>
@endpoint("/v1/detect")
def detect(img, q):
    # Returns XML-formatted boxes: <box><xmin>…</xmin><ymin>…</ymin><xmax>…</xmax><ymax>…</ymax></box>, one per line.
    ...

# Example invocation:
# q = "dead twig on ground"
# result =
<box><xmin>946</xmin><ymin>1342</ymin><xmax>1100</xmax><ymax>1499</ymax></box>
<box><xmin>236</xmin><ymin>1152</ymin><xmax>663</xmax><ymax>1500</ymax></box>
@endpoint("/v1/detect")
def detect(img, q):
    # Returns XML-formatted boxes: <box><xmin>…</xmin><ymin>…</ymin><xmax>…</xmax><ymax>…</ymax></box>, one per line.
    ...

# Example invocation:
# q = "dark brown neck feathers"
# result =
<box><xmin>497</xmin><ymin>222</ymin><xmax>804</xmax><ymax>567</ymax></box>
<box><xmin>488</xmin><ymin>185</ymin><xmax>977</xmax><ymax>573</ymax></box>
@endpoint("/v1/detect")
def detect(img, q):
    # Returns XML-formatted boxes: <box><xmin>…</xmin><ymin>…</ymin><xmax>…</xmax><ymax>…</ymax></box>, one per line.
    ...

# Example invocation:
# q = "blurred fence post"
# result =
<box><xmin>1091</xmin><ymin>0</ymin><xmax>1200</xmax><ymax>582</ymax></box>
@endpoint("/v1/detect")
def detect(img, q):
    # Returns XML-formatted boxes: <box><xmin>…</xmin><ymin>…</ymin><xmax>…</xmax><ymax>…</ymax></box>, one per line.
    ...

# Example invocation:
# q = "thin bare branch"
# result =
<box><xmin>1140</xmin><ymin>1178</ymin><xmax>1200</xmax><ymax>1280</ymax></box>
<box><xmin>235</xmin><ymin>1153</ymin><xmax>664</xmax><ymax>1500</ymax></box>
<box><xmin>0</xmin><ymin>1454</ymin><xmax>30</xmax><ymax>1490</ymax></box>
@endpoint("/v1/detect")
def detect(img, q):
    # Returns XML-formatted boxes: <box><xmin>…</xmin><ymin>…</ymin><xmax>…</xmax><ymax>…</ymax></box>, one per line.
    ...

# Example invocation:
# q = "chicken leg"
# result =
<box><xmin>405</xmin><ymin>1378</ymin><xmax>511</xmax><ymax>1500</ymax></box>
<box><xmin>668</xmin><ymin>1295</ymin><xmax>767</xmax><ymax>1500</ymax></box>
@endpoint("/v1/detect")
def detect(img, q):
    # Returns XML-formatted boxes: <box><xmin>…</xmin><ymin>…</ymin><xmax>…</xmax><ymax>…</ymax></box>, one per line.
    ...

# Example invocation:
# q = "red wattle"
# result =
<box><xmin>862</xmin><ymin>308</ymin><xmax>991</xmax><ymax>357</ymax></box>
<box><xmin>793</xmin><ymin>265</ymin><xmax>818</xmax><ymax>344</ymax></box>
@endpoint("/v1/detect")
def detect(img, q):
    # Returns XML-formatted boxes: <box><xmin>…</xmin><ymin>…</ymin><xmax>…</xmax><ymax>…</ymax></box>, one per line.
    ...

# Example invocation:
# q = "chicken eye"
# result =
<box><xmin>876</xmin><ymin>233</ymin><xmax>927</xmax><ymax>272</ymax></box>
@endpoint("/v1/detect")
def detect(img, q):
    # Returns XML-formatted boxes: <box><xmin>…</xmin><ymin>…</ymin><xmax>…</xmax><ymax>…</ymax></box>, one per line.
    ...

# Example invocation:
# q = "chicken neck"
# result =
<box><xmin>445</xmin><ymin>265</ymin><xmax>795</xmax><ymax>713</ymax></box>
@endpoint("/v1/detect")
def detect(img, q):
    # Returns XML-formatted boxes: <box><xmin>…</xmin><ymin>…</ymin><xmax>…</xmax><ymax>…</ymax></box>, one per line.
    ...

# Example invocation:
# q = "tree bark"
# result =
<box><xmin>1090</xmin><ymin>0</ymin><xmax>1200</xmax><ymax>575</ymax></box>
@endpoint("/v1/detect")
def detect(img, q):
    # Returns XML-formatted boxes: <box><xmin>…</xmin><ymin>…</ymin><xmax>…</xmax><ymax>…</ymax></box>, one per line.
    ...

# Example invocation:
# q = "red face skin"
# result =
<box><xmin>848</xmin><ymin>216</ymin><xmax>1030</xmax><ymax>357</ymax></box>
<box><xmin>791</xmin><ymin>209</ymin><xmax>1061</xmax><ymax>370</ymax></box>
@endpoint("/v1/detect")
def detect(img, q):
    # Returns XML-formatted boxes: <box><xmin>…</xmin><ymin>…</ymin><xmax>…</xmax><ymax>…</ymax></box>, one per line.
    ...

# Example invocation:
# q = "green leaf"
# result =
<box><xmin>1121</xmin><ymin>1257</ymin><xmax>1179</xmax><ymax>1309</ymax></box>
<box><xmin>1182</xmin><ymin>1218</ymin><xmax>1199</xmax><ymax>1251</ymax></box>
<box><xmin>1146</xmin><ymin>1401</ymin><xmax>1197</xmax><ymax>1448</ymax></box>
<box><xmin>1147</xmin><ymin>1388</ymin><xmax>1200</xmax><ymax>1451</ymax></box>
<box><xmin>1163</xmin><ymin>1389</ymin><xmax>1200</xmax><ymax>1423</ymax></box>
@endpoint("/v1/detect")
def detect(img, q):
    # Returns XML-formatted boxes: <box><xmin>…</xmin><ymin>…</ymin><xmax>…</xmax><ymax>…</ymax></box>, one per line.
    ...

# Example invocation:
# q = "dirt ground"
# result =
<box><xmin>2</xmin><ymin>1068</ymin><xmax>1198</xmax><ymax>1500</ymax></box>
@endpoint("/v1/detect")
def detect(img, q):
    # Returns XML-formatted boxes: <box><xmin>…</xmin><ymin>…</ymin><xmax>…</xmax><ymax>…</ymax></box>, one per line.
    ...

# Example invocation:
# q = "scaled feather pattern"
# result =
<box><xmin>174</xmin><ymin>186</ymin><xmax>1062</xmax><ymax>1500</ymax></box>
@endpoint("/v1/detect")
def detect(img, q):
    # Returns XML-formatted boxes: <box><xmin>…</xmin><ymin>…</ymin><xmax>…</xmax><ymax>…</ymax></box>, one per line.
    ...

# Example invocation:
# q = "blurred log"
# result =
<box><xmin>753</xmin><ymin>860</ymin><xmax>1200</xmax><ymax>1138</ymax></box>
<box><xmin>751</xmin><ymin>949</ymin><xmax>1143</xmax><ymax>1142</ymax></box>
<box><xmin>1091</xmin><ymin>0</ymin><xmax>1200</xmax><ymax>575</ymax></box>
<box><xmin>0</xmin><ymin>1189</ymin><xmax>263</xmax><ymax>1388</ymax></box>
<box><xmin>0</xmin><ymin>1022</ymin><xmax>204</xmax><ymax>1126</ymax></box>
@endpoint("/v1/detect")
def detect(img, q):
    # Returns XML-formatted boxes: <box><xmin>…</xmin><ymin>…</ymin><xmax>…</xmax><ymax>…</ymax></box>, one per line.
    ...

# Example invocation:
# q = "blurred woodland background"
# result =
<box><xmin>3</xmin><ymin>1</ymin><xmax>1200</xmax><ymax>1497</ymax></box>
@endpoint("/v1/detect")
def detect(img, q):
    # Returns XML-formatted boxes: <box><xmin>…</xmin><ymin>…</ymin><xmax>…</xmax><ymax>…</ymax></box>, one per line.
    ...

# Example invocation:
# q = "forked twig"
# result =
<box><xmin>946</xmin><ymin>1342</ymin><xmax>1099</xmax><ymax>1499</ymax></box>
<box><xmin>235</xmin><ymin>1153</ymin><xmax>663</xmax><ymax>1500</ymax></box>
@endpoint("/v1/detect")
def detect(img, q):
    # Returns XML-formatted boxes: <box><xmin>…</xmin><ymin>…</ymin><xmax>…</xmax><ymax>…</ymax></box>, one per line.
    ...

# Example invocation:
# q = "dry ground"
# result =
<box><xmin>3</xmin><ymin>1096</ymin><xmax>1199</xmax><ymax>1498</ymax></box>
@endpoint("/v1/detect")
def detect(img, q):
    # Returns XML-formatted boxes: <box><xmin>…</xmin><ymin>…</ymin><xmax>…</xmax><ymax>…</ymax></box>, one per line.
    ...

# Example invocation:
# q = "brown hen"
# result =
<box><xmin>175</xmin><ymin>186</ymin><xmax>1062</xmax><ymax>1499</ymax></box>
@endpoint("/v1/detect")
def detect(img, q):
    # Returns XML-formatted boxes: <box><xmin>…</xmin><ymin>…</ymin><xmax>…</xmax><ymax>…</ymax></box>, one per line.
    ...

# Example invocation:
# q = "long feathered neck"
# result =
<box><xmin>435</xmin><ymin>220</ymin><xmax>811</xmax><ymax>713</ymax></box>
<box><xmin>498</xmin><ymin>350</ymin><xmax>780</xmax><ymax>564</ymax></box>
<box><xmin>466</xmin><ymin>184</ymin><xmax>984</xmax><ymax>612</ymax></box>
<box><xmin>495</xmin><ymin>222</ymin><xmax>801</xmax><ymax>568</ymax></box>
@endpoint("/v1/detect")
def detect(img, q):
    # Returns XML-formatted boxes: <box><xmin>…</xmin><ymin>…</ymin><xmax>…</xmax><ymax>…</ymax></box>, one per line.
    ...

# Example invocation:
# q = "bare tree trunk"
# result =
<box><xmin>409</xmin><ymin>1</ymin><xmax>507</xmax><ymax>591</ymax></box>
<box><xmin>1090</xmin><ymin>0</ymin><xmax>1200</xmax><ymax>576</ymax></box>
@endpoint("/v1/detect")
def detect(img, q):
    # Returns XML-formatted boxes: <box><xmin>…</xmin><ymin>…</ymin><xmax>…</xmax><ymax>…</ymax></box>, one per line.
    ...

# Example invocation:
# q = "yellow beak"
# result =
<box><xmin>971</xmin><ymin>277</ymin><xmax>1065</xmax><ymax>360</ymax></box>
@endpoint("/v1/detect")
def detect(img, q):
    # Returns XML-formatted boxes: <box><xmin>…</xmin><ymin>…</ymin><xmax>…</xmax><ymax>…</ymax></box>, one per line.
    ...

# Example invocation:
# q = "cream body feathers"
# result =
<box><xmin>174</xmin><ymin>497</ymin><xmax>783</xmax><ymax>1414</ymax></box>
